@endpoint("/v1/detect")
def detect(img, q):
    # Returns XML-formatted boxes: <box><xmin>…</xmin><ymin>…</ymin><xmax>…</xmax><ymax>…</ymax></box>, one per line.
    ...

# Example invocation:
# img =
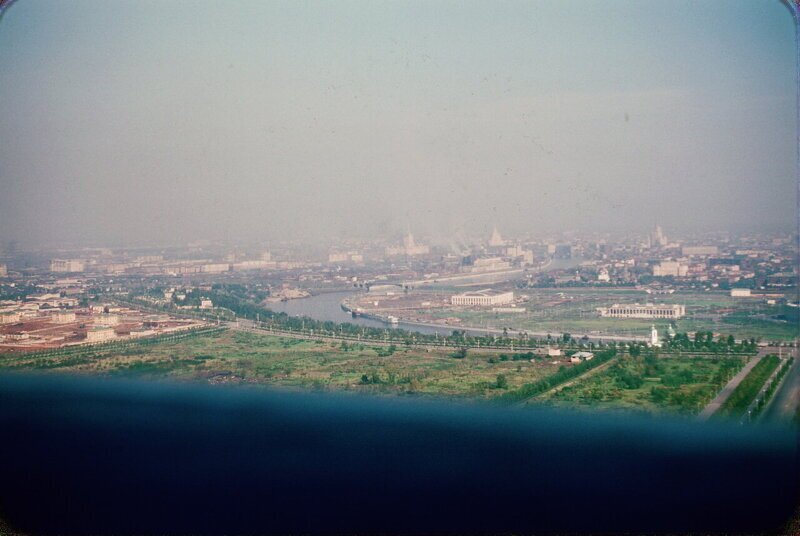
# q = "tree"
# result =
<box><xmin>451</xmin><ymin>347</ymin><xmax>468</xmax><ymax>359</ymax></box>
<box><xmin>495</xmin><ymin>374</ymin><xmax>508</xmax><ymax>389</ymax></box>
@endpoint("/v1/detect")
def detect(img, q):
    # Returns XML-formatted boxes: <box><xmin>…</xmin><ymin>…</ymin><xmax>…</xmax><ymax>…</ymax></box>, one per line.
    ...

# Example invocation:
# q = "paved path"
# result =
<box><xmin>697</xmin><ymin>355</ymin><xmax>762</xmax><ymax>421</ymax></box>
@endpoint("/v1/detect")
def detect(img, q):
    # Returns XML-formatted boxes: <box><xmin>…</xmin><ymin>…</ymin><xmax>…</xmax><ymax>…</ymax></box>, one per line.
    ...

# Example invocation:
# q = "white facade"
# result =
<box><xmin>730</xmin><ymin>288</ymin><xmax>752</xmax><ymax>298</ymax></box>
<box><xmin>598</xmin><ymin>303</ymin><xmax>686</xmax><ymax>320</ymax></box>
<box><xmin>450</xmin><ymin>289</ymin><xmax>514</xmax><ymax>306</ymax></box>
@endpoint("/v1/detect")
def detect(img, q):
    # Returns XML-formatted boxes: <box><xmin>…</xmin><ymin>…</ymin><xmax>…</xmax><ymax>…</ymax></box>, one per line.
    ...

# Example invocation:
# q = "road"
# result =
<box><xmin>697</xmin><ymin>355</ymin><xmax>762</xmax><ymax>421</ymax></box>
<box><xmin>697</xmin><ymin>346</ymin><xmax>795</xmax><ymax>422</ymax></box>
<box><xmin>761</xmin><ymin>350</ymin><xmax>800</xmax><ymax>423</ymax></box>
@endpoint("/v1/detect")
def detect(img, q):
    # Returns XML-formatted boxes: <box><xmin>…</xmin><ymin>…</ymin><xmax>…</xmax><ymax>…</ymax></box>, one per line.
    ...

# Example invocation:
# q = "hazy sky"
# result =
<box><xmin>0</xmin><ymin>0</ymin><xmax>796</xmax><ymax>247</ymax></box>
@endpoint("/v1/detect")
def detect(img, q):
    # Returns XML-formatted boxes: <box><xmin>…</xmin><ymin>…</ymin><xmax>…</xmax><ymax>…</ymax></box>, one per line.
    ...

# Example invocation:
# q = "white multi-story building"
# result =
<box><xmin>467</xmin><ymin>257</ymin><xmax>512</xmax><ymax>273</ymax></box>
<box><xmin>86</xmin><ymin>326</ymin><xmax>116</xmax><ymax>343</ymax></box>
<box><xmin>50</xmin><ymin>311</ymin><xmax>76</xmax><ymax>323</ymax></box>
<box><xmin>50</xmin><ymin>259</ymin><xmax>86</xmax><ymax>273</ymax></box>
<box><xmin>328</xmin><ymin>252</ymin><xmax>349</xmax><ymax>263</ymax></box>
<box><xmin>598</xmin><ymin>303</ymin><xmax>685</xmax><ymax>320</ymax></box>
<box><xmin>202</xmin><ymin>263</ymin><xmax>230</xmax><ymax>274</ymax></box>
<box><xmin>451</xmin><ymin>289</ymin><xmax>514</xmax><ymax>306</ymax></box>
<box><xmin>653</xmin><ymin>261</ymin><xmax>688</xmax><ymax>277</ymax></box>
<box><xmin>94</xmin><ymin>313</ymin><xmax>120</xmax><ymax>326</ymax></box>
<box><xmin>682</xmin><ymin>246</ymin><xmax>719</xmax><ymax>256</ymax></box>
<box><xmin>0</xmin><ymin>264</ymin><xmax>7</xmax><ymax>277</ymax></box>
<box><xmin>0</xmin><ymin>311</ymin><xmax>21</xmax><ymax>324</ymax></box>
<box><xmin>234</xmin><ymin>260</ymin><xmax>276</xmax><ymax>271</ymax></box>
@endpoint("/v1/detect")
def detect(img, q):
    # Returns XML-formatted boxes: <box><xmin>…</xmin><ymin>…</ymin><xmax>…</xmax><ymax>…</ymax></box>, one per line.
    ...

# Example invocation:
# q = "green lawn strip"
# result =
<box><xmin>715</xmin><ymin>355</ymin><xmax>781</xmax><ymax>419</ymax></box>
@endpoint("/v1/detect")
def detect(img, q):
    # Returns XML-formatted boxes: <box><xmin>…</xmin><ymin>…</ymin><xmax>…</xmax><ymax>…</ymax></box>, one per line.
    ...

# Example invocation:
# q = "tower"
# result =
<box><xmin>649</xmin><ymin>325</ymin><xmax>662</xmax><ymax>348</ymax></box>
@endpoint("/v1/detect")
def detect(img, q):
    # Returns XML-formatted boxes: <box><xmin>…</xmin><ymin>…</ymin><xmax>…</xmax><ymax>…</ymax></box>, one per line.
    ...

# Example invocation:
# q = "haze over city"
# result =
<box><xmin>1</xmin><ymin>1</ymin><xmax>800</xmax><ymax>534</ymax></box>
<box><xmin>0</xmin><ymin>0</ymin><xmax>796</xmax><ymax>248</ymax></box>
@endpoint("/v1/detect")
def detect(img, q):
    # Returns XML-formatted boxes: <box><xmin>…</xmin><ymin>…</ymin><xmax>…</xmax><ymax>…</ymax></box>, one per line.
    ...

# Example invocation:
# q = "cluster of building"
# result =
<box><xmin>0</xmin><ymin>298</ymin><xmax>203</xmax><ymax>352</ymax></box>
<box><xmin>49</xmin><ymin>252</ymin><xmax>281</xmax><ymax>276</ymax></box>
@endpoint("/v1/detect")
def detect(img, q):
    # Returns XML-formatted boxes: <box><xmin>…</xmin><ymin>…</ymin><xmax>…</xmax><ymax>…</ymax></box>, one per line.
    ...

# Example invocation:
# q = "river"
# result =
<box><xmin>265</xmin><ymin>257</ymin><xmax>588</xmax><ymax>338</ymax></box>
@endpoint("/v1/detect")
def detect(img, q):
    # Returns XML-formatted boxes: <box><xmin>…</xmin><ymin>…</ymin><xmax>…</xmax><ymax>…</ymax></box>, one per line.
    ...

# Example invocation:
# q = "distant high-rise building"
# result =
<box><xmin>649</xmin><ymin>225</ymin><xmax>667</xmax><ymax>248</ymax></box>
<box><xmin>386</xmin><ymin>230</ymin><xmax>429</xmax><ymax>257</ymax></box>
<box><xmin>488</xmin><ymin>226</ymin><xmax>505</xmax><ymax>247</ymax></box>
<box><xmin>0</xmin><ymin>263</ymin><xmax>7</xmax><ymax>277</ymax></box>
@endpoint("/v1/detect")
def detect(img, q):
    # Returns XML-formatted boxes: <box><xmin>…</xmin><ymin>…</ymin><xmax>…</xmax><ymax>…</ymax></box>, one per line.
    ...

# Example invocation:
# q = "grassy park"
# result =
<box><xmin>0</xmin><ymin>327</ymin><xmax>761</xmax><ymax>417</ymax></box>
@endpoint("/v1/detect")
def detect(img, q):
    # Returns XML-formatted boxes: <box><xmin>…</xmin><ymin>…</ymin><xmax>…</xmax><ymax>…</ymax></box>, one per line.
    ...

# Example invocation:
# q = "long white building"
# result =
<box><xmin>451</xmin><ymin>289</ymin><xmax>514</xmax><ymax>306</ymax></box>
<box><xmin>597</xmin><ymin>303</ymin><xmax>685</xmax><ymax>320</ymax></box>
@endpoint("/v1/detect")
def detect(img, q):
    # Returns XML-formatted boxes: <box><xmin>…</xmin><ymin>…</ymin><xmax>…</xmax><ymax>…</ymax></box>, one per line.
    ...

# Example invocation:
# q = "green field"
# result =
<box><xmin>0</xmin><ymin>329</ymin><xmax>760</xmax><ymax>417</ymax></box>
<box><xmin>541</xmin><ymin>353</ymin><xmax>746</xmax><ymax>415</ymax></box>
<box><xmin>0</xmin><ymin>329</ymin><xmax>563</xmax><ymax>400</ymax></box>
